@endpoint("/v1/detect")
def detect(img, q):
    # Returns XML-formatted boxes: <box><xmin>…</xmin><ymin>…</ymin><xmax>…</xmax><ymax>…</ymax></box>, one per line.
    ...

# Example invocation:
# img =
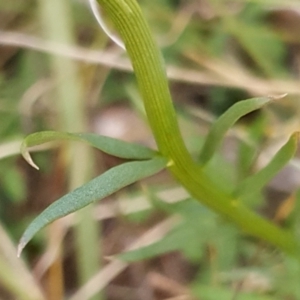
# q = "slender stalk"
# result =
<box><xmin>39</xmin><ymin>0</ymin><xmax>102</xmax><ymax>299</ymax></box>
<box><xmin>97</xmin><ymin>0</ymin><xmax>300</xmax><ymax>256</ymax></box>
<box><xmin>0</xmin><ymin>221</ymin><xmax>45</xmax><ymax>300</ymax></box>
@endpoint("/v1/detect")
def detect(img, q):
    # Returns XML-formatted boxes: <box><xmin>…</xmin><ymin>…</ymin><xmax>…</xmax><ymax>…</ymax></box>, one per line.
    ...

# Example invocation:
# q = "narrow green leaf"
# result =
<box><xmin>235</xmin><ymin>132</ymin><xmax>299</xmax><ymax>199</ymax></box>
<box><xmin>17</xmin><ymin>156</ymin><xmax>167</xmax><ymax>256</ymax></box>
<box><xmin>21</xmin><ymin>131</ymin><xmax>157</xmax><ymax>169</ymax></box>
<box><xmin>199</xmin><ymin>96</ymin><xmax>276</xmax><ymax>165</ymax></box>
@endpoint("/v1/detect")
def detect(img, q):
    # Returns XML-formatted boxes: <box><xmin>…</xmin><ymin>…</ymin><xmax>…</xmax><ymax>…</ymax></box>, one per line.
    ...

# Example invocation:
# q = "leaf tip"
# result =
<box><xmin>17</xmin><ymin>238</ymin><xmax>26</xmax><ymax>257</ymax></box>
<box><xmin>269</xmin><ymin>93</ymin><xmax>288</xmax><ymax>101</ymax></box>
<box><xmin>22</xmin><ymin>150</ymin><xmax>40</xmax><ymax>170</ymax></box>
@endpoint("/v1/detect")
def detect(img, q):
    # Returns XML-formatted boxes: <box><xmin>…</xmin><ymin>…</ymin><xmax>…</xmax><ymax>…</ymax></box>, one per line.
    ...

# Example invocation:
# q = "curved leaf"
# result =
<box><xmin>199</xmin><ymin>96</ymin><xmax>276</xmax><ymax>165</ymax></box>
<box><xmin>234</xmin><ymin>132</ymin><xmax>299</xmax><ymax>199</ymax></box>
<box><xmin>21</xmin><ymin>131</ymin><xmax>157</xmax><ymax>169</ymax></box>
<box><xmin>18</xmin><ymin>156</ymin><xmax>167</xmax><ymax>256</ymax></box>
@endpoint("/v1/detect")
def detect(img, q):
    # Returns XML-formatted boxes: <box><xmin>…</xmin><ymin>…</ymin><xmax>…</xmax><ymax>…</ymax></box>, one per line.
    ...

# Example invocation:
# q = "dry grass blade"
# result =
<box><xmin>1</xmin><ymin>31</ymin><xmax>300</xmax><ymax>95</ymax></box>
<box><xmin>0</xmin><ymin>222</ymin><xmax>45</xmax><ymax>300</ymax></box>
<box><xmin>68</xmin><ymin>216</ymin><xmax>180</xmax><ymax>300</ymax></box>
<box><xmin>0</xmin><ymin>140</ymin><xmax>22</xmax><ymax>160</ymax></box>
<box><xmin>185</xmin><ymin>51</ymin><xmax>300</xmax><ymax>95</ymax></box>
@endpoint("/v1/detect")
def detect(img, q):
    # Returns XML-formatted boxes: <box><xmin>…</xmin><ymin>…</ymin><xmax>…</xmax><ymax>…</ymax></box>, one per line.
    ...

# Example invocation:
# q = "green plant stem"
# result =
<box><xmin>97</xmin><ymin>0</ymin><xmax>300</xmax><ymax>256</ymax></box>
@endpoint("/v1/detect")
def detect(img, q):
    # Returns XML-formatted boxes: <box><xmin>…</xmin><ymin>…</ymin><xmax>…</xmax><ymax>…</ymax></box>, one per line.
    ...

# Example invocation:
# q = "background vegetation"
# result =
<box><xmin>1</xmin><ymin>0</ymin><xmax>300</xmax><ymax>299</ymax></box>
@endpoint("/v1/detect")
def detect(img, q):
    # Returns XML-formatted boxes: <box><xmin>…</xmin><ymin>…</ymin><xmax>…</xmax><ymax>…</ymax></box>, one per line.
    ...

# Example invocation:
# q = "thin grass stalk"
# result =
<box><xmin>38</xmin><ymin>0</ymin><xmax>102</xmax><ymax>299</ymax></box>
<box><xmin>0</xmin><ymin>221</ymin><xmax>45</xmax><ymax>300</ymax></box>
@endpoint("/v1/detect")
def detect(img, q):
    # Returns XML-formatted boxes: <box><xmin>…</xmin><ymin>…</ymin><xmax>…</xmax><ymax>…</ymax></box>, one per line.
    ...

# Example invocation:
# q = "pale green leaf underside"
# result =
<box><xmin>235</xmin><ymin>132</ymin><xmax>299</xmax><ymax>199</ymax></box>
<box><xmin>21</xmin><ymin>131</ymin><xmax>157</xmax><ymax>169</ymax></box>
<box><xmin>199</xmin><ymin>96</ymin><xmax>274</xmax><ymax>165</ymax></box>
<box><xmin>18</xmin><ymin>156</ymin><xmax>167</xmax><ymax>256</ymax></box>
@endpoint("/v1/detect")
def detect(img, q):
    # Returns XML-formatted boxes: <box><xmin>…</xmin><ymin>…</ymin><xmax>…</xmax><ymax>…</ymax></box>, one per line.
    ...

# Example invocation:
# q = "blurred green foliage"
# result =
<box><xmin>1</xmin><ymin>0</ymin><xmax>300</xmax><ymax>299</ymax></box>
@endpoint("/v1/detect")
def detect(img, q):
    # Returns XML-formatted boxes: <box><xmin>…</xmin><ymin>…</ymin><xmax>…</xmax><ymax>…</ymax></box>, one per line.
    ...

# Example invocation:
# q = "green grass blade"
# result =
<box><xmin>21</xmin><ymin>131</ymin><xmax>157</xmax><ymax>169</ymax></box>
<box><xmin>235</xmin><ymin>132</ymin><xmax>299</xmax><ymax>199</ymax></box>
<box><xmin>199</xmin><ymin>96</ymin><xmax>273</xmax><ymax>165</ymax></box>
<box><xmin>17</xmin><ymin>156</ymin><xmax>167</xmax><ymax>256</ymax></box>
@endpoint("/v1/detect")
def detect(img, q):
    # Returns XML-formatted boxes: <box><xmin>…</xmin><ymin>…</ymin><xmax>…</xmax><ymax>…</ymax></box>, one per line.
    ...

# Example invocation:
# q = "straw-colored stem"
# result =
<box><xmin>39</xmin><ymin>0</ymin><xmax>102</xmax><ymax>298</ymax></box>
